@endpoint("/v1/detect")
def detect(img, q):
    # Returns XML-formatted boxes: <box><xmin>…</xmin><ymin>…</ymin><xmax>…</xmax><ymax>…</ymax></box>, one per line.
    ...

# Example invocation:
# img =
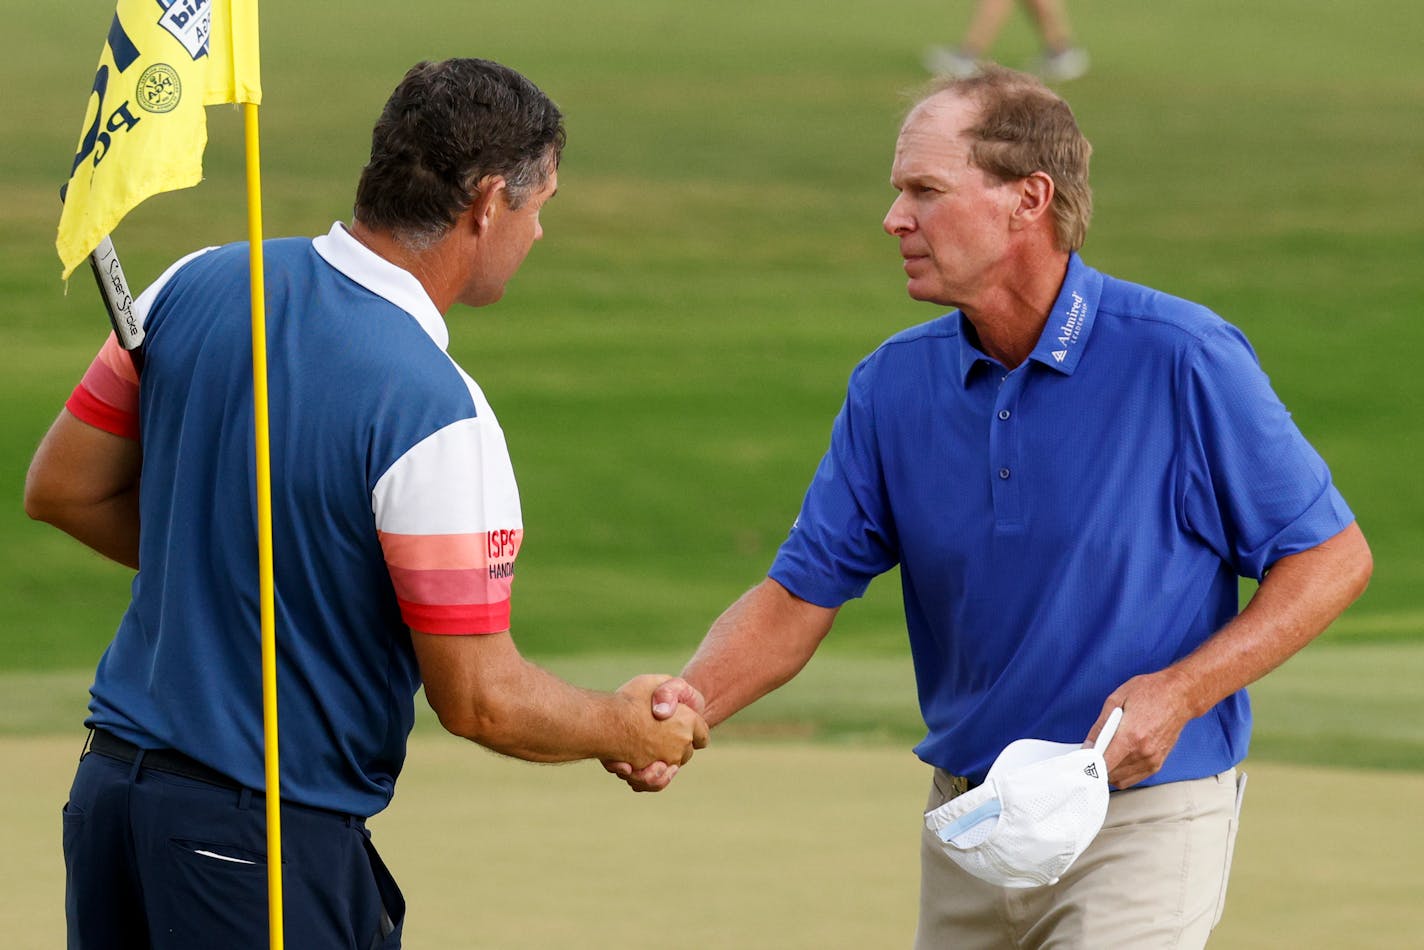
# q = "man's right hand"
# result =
<box><xmin>615</xmin><ymin>675</ymin><xmax>709</xmax><ymax>770</ymax></box>
<box><xmin>605</xmin><ymin>676</ymin><xmax>707</xmax><ymax>791</ymax></box>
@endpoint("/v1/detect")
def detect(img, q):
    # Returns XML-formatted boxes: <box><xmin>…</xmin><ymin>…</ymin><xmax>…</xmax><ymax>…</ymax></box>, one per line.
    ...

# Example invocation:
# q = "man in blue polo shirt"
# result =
<box><xmin>615</xmin><ymin>66</ymin><xmax>1372</xmax><ymax>946</ymax></box>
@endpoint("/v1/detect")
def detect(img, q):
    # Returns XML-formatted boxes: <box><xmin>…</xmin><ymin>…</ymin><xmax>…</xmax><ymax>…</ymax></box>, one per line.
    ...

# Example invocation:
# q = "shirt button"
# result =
<box><xmin>998</xmin><ymin>468</ymin><xmax>1011</xmax><ymax>479</ymax></box>
<box><xmin>998</xmin><ymin>409</ymin><xmax>1011</xmax><ymax>421</ymax></box>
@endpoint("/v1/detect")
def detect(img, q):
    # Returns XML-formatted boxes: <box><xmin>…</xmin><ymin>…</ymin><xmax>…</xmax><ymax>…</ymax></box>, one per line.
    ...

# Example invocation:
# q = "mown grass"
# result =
<box><xmin>9</xmin><ymin>734</ymin><xmax>1423</xmax><ymax>948</ymax></box>
<box><xmin>3</xmin><ymin>0</ymin><xmax>1419</xmax><ymax>769</ymax></box>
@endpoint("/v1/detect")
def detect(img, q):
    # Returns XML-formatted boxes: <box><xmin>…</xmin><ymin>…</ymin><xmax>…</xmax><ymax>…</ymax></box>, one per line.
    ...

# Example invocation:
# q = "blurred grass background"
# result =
<box><xmin>3</xmin><ymin>0</ymin><xmax>1421</xmax><ymax>770</ymax></box>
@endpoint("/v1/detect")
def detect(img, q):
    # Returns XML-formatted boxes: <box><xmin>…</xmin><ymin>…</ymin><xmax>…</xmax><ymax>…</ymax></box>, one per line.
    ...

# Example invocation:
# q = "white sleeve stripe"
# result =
<box><xmin>372</xmin><ymin>416</ymin><xmax>522</xmax><ymax>535</ymax></box>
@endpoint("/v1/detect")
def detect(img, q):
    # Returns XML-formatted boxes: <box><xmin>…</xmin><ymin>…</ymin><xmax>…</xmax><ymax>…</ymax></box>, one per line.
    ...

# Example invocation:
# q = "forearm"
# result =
<box><xmin>415</xmin><ymin>631</ymin><xmax>701</xmax><ymax>768</ymax></box>
<box><xmin>1166</xmin><ymin>522</ymin><xmax>1373</xmax><ymax>716</ymax></box>
<box><xmin>682</xmin><ymin>577</ymin><xmax>838</xmax><ymax>728</ymax></box>
<box><xmin>1098</xmin><ymin>522</ymin><xmax>1372</xmax><ymax>787</ymax></box>
<box><xmin>25</xmin><ymin>409</ymin><xmax>143</xmax><ymax>569</ymax></box>
<box><xmin>447</xmin><ymin>657</ymin><xmax>645</xmax><ymax>764</ymax></box>
<box><xmin>28</xmin><ymin>487</ymin><xmax>141</xmax><ymax>569</ymax></box>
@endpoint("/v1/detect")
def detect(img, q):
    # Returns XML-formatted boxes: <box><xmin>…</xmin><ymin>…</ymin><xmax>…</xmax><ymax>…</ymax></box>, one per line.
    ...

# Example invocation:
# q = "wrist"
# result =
<box><xmin>1158</xmin><ymin>663</ymin><xmax>1209</xmax><ymax>720</ymax></box>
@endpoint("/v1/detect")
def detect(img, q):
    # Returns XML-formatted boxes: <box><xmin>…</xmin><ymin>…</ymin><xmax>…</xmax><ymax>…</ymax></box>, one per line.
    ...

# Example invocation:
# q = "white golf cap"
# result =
<box><xmin>924</xmin><ymin>707</ymin><xmax>1123</xmax><ymax>889</ymax></box>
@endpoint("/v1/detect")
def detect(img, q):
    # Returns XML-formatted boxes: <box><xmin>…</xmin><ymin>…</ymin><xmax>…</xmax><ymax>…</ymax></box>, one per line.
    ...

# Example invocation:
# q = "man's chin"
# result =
<box><xmin>905</xmin><ymin>282</ymin><xmax>949</xmax><ymax>306</ymax></box>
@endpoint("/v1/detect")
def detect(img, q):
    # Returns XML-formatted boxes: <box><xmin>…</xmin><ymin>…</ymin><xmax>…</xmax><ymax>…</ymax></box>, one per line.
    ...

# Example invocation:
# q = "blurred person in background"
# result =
<box><xmin>926</xmin><ymin>0</ymin><xmax>1090</xmax><ymax>82</ymax></box>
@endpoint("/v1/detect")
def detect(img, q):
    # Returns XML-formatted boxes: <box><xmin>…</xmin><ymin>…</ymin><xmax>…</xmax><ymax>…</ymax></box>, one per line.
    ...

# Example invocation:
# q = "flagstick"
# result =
<box><xmin>243</xmin><ymin>100</ymin><xmax>285</xmax><ymax>950</ymax></box>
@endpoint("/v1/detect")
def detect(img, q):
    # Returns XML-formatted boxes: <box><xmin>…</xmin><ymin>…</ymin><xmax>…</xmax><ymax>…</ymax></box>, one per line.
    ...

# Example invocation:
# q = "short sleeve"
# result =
<box><xmin>769</xmin><ymin>364</ymin><xmax>899</xmax><ymax>606</ymax></box>
<box><xmin>64</xmin><ymin>247</ymin><xmax>215</xmax><ymax>441</ymax></box>
<box><xmin>373</xmin><ymin>416</ymin><xmax>524</xmax><ymax>634</ymax></box>
<box><xmin>1177</xmin><ymin>323</ymin><xmax>1354</xmax><ymax>579</ymax></box>
<box><xmin>66</xmin><ymin>333</ymin><xmax>140</xmax><ymax>439</ymax></box>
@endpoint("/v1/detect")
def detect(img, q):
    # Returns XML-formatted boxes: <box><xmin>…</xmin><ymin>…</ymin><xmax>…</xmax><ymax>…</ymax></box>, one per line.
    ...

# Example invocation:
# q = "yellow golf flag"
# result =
<box><xmin>57</xmin><ymin>0</ymin><xmax>261</xmax><ymax>278</ymax></box>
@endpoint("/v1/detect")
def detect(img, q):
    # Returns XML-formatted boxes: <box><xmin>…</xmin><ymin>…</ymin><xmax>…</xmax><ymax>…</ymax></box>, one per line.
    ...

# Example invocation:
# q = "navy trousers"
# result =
<box><xmin>63</xmin><ymin>743</ymin><xmax>404</xmax><ymax>950</ymax></box>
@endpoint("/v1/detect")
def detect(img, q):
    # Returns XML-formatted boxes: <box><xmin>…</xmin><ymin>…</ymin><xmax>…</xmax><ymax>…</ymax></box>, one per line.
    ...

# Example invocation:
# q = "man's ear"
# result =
<box><xmin>469</xmin><ymin>175</ymin><xmax>509</xmax><ymax>234</ymax></box>
<box><xmin>1011</xmin><ymin>171</ymin><xmax>1055</xmax><ymax>231</ymax></box>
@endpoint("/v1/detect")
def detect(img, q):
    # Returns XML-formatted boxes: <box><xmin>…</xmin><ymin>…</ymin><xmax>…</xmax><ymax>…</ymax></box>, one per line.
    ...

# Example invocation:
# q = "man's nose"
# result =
<box><xmin>883</xmin><ymin>195</ymin><xmax>912</xmax><ymax>235</ymax></box>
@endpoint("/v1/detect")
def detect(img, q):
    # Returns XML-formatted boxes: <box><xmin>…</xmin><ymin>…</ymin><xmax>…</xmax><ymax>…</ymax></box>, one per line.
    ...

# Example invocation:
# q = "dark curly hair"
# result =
<box><xmin>354</xmin><ymin>59</ymin><xmax>565</xmax><ymax>248</ymax></box>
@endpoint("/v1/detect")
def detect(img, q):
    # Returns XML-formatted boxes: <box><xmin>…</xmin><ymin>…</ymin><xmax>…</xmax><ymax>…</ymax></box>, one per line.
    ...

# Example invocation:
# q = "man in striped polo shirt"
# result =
<box><xmin>27</xmin><ymin>58</ymin><xmax>706</xmax><ymax>949</ymax></box>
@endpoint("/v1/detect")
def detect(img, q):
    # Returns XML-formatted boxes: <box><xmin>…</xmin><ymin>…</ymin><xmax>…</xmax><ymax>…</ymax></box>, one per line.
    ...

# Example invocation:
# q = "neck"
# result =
<box><xmin>347</xmin><ymin>220</ymin><xmax>459</xmax><ymax>314</ymax></box>
<box><xmin>959</xmin><ymin>249</ymin><xmax>1071</xmax><ymax>370</ymax></box>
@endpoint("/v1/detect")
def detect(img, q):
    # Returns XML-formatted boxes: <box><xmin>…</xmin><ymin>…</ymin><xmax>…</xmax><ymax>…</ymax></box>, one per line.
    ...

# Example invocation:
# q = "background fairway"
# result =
<box><xmin>7</xmin><ymin>734</ymin><xmax>1423</xmax><ymax>948</ymax></box>
<box><xmin>3</xmin><ymin>0</ymin><xmax>1421</xmax><ymax>945</ymax></box>
<box><xmin>6</xmin><ymin>0</ymin><xmax>1421</xmax><ymax>671</ymax></box>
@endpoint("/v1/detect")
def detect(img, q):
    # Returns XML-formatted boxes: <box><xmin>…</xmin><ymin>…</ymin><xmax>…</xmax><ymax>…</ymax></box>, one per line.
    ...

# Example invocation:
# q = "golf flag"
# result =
<box><xmin>57</xmin><ymin>0</ymin><xmax>261</xmax><ymax>278</ymax></box>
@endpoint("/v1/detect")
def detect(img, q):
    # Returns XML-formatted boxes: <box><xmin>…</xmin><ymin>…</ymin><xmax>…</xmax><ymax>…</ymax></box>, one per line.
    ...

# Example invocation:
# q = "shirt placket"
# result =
<box><xmin>989</xmin><ymin>368</ymin><xmax>1025</xmax><ymax>531</ymax></box>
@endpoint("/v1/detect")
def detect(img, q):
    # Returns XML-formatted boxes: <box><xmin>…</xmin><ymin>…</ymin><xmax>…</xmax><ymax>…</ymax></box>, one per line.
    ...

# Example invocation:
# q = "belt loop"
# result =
<box><xmin>80</xmin><ymin>728</ymin><xmax>95</xmax><ymax>762</ymax></box>
<box><xmin>239</xmin><ymin>787</ymin><xmax>253</xmax><ymax>811</ymax></box>
<box><xmin>128</xmin><ymin>748</ymin><xmax>146</xmax><ymax>783</ymax></box>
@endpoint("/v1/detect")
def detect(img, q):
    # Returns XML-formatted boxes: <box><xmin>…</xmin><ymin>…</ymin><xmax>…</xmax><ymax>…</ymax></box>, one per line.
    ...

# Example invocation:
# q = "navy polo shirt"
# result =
<box><xmin>770</xmin><ymin>254</ymin><xmax>1354</xmax><ymax>786</ymax></box>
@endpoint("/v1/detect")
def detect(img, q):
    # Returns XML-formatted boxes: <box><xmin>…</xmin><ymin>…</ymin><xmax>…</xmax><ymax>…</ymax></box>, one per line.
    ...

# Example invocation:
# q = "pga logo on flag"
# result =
<box><xmin>56</xmin><ymin>0</ymin><xmax>260</xmax><ymax>281</ymax></box>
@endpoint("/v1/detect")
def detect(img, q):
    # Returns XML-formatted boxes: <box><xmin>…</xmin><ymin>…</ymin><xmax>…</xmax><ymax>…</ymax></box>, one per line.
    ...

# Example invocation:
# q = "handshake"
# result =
<box><xmin>607</xmin><ymin>675</ymin><xmax>708</xmax><ymax>793</ymax></box>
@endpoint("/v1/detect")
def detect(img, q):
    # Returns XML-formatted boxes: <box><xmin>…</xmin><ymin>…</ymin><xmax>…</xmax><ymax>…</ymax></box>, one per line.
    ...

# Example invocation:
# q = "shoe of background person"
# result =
<box><xmin>1033</xmin><ymin>47</ymin><xmax>1090</xmax><ymax>82</ymax></box>
<box><xmin>924</xmin><ymin>46</ymin><xmax>982</xmax><ymax>79</ymax></box>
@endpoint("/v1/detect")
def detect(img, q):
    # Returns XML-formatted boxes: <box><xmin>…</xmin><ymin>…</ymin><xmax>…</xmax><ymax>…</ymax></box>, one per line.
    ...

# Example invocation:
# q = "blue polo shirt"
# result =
<box><xmin>770</xmin><ymin>254</ymin><xmax>1354</xmax><ymax>786</ymax></box>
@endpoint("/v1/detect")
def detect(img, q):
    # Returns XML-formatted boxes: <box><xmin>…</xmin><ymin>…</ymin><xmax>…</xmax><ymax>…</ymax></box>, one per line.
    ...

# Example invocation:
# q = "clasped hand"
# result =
<box><xmin>606</xmin><ymin>676</ymin><xmax>708</xmax><ymax>792</ymax></box>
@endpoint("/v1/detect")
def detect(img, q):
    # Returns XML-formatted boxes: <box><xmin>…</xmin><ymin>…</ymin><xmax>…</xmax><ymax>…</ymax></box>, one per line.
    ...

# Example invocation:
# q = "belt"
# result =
<box><xmin>934</xmin><ymin>767</ymin><xmax>975</xmax><ymax>799</ymax></box>
<box><xmin>88</xmin><ymin>728</ymin><xmax>242</xmax><ymax>791</ymax></box>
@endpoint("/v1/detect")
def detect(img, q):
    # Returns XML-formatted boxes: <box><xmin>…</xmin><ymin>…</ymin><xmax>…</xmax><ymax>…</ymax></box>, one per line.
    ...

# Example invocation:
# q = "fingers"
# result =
<box><xmin>1095</xmin><ymin>673</ymin><xmax>1193</xmax><ymax>788</ymax></box>
<box><xmin>626</xmin><ymin>763</ymin><xmax>678</xmax><ymax>793</ymax></box>
<box><xmin>664</xmin><ymin>705</ymin><xmax>709</xmax><ymax>765</ymax></box>
<box><xmin>651</xmin><ymin>677</ymin><xmax>707</xmax><ymax>720</ymax></box>
<box><xmin>607</xmin><ymin>674</ymin><xmax>711</xmax><ymax>790</ymax></box>
<box><xmin>616</xmin><ymin>674</ymin><xmax>707</xmax><ymax>720</ymax></box>
<box><xmin>692</xmin><ymin>712</ymin><xmax>710</xmax><ymax>750</ymax></box>
<box><xmin>607</xmin><ymin>760</ymin><xmax>678</xmax><ymax>793</ymax></box>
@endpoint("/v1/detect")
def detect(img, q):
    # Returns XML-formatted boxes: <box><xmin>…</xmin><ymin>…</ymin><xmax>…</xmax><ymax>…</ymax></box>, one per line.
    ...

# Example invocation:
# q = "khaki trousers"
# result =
<box><xmin>915</xmin><ymin>768</ymin><xmax>1246</xmax><ymax>949</ymax></box>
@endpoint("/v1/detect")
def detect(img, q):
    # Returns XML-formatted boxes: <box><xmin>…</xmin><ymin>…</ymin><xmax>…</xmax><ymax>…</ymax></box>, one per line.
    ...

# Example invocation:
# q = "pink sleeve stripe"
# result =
<box><xmin>71</xmin><ymin>335</ymin><xmax>140</xmax><ymax>428</ymax></box>
<box><xmin>387</xmin><ymin>564</ymin><xmax>515</xmax><ymax>608</ymax></box>
<box><xmin>400</xmin><ymin>598</ymin><xmax>511</xmax><ymax>635</ymax></box>
<box><xmin>96</xmin><ymin>333</ymin><xmax>140</xmax><ymax>384</ymax></box>
<box><xmin>378</xmin><ymin>529</ymin><xmax>523</xmax><ymax>570</ymax></box>
<box><xmin>66</xmin><ymin>385</ymin><xmax>140</xmax><ymax>440</ymax></box>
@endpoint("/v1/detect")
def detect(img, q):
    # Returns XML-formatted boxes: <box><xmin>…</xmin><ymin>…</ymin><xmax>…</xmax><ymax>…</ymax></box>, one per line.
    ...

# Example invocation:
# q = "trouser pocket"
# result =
<box><xmin>1211</xmin><ymin>770</ymin><xmax>1248</xmax><ymax>931</ymax></box>
<box><xmin>361</xmin><ymin>831</ymin><xmax>406</xmax><ymax>949</ymax></box>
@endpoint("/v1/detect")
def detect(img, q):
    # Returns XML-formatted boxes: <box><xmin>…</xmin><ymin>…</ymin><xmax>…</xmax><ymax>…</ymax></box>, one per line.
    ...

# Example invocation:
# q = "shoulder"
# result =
<box><xmin>853</xmin><ymin>313</ymin><xmax>959</xmax><ymax>377</ymax></box>
<box><xmin>1092</xmin><ymin>272</ymin><xmax>1250</xmax><ymax>358</ymax></box>
<box><xmin>878</xmin><ymin>312</ymin><xmax>961</xmax><ymax>351</ymax></box>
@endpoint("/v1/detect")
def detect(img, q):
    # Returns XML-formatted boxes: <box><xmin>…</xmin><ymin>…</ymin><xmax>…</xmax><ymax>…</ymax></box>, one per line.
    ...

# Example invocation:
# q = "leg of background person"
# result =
<box><xmin>1021</xmin><ymin>0</ymin><xmax>1090</xmax><ymax>81</ymax></box>
<box><xmin>1021</xmin><ymin>0</ymin><xmax>1075</xmax><ymax>54</ymax></box>
<box><xmin>926</xmin><ymin>0</ymin><xmax>1016</xmax><ymax>78</ymax></box>
<box><xmin>962</xmin><ymin>0</ymin><xmax>1019</xmax><ymax>57</ymax></box>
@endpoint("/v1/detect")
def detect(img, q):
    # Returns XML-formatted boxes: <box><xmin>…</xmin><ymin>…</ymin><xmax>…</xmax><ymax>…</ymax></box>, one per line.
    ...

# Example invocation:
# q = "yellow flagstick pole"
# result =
<box><xmin>243</xmin><ymin>99</ymin><xmax>285</xmax><ymax>950</ymax></box>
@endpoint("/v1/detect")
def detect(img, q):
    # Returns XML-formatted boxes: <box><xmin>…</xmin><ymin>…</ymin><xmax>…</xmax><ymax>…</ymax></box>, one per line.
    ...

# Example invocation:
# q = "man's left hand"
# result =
<box><xmin>1090</xmin><ymin>669</ymin><xmax>1196</xmax><ymax>788</ymax></box>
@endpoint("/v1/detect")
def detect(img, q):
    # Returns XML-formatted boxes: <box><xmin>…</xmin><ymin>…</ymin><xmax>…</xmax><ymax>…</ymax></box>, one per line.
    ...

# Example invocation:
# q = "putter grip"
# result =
<box><xmin>88</xmin><ymin>235</ymin><xmax>144</xmax><ymax>351</ymax></box>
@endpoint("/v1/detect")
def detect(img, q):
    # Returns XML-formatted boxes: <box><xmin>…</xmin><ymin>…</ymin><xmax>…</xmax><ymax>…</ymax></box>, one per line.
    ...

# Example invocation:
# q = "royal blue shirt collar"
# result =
<box><xmin>955</xmin><ymin>253</ymin><xmax>1105</xmax><ymax>384</ymax></box>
